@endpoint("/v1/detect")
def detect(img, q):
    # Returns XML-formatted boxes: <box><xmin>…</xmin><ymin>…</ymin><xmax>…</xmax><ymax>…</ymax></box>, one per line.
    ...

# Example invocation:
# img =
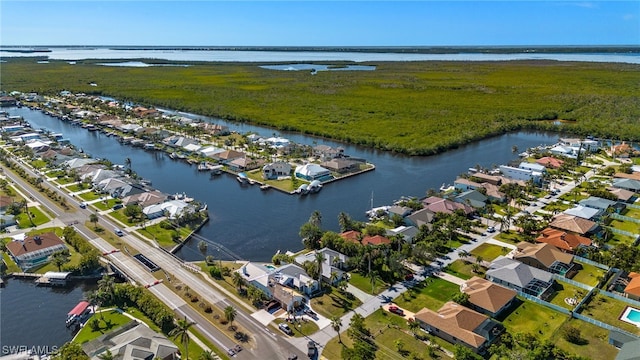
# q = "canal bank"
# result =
<box><xmin>9</xmin><ymin>106</ymin><xmax>561</xmax><ymax>262</ymax></box>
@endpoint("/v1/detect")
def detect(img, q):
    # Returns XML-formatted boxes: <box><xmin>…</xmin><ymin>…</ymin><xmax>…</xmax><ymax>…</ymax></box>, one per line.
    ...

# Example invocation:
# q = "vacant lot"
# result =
<box><xmin>394</xmin><ymin>277</ymin><xmax>460</xmax><ymax>312</ymax></box>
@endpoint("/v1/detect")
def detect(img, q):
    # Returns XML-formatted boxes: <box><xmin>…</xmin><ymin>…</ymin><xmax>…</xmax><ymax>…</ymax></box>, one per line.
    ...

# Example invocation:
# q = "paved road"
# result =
<box><xmin>1</xmin><ymin>159</ymin><xmax>305</xmax><ymax>360</ymax></box>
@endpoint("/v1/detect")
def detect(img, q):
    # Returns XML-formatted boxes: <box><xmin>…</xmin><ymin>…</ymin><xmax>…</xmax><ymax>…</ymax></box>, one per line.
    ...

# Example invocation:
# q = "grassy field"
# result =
<box><xmin>442</xmin><ymin>259</ymin><xmax>481</xmax><ymax>280</ymax></box>
<box><xmin>502</xmin><ymin>298</ymin><xmax>569</xmax><ymax>341</ymax></box>
<box><xmin>470</xmin><ymin>243</ymin><xmax>509</xmax><ymax>261</ymax></box>
<box><xmin>349</xmin><ymin>272</ymin><xmax>387</xmax><ymax>295</ymax></box>
<box><xmin>322</xmin><ymin>309</ymin><xmax>452</xmax><ymax>360</ymax></box>
<box><xmin>3</xmin><ymin>59</ymin><xmax>639</xmax><ymax>155</ymax></box>
<box><xmin>73</xmin><ymin>309</ymin><xmax>132</xmax><ymax>344</ymax></box>
<box><xmin>15</xmin><ymin>206</ymin><xmax>50</xmax><ymax>228</ymax></box>
<box><xmin>393</xmin><ymin>277</ymin><xmax>460</xmax><ymax>312</ymax></box>
<box><xmin>137</xmin><ymin>223</ymin><xmax>192</xmax><ymax>248</ymax></box>
<box><xmin>579</xmin><ymin>293</ymin><xmax>640</xmax><ymax>335</ymax></box>
<box><xmin>554</xmin><ymin>318</ymin><xmax>619</xmax><ymax>360</ymax></box>
<box><xmin>310</xmin><ymin>287</ymin><xmax>362</xmax><ymax>319</ymax></box>
<box><xmin>572</xmin><ymin>261</ymin><xmax>607</xmax><ymax>287</ymax></box>
<box><xmin>546</xmin><ymin>281</ymin><xmax>586</xmax><ymax>310</ymax></box>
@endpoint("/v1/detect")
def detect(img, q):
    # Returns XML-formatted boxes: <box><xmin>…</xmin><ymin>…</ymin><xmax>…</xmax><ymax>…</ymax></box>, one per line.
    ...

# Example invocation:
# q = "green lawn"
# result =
<box><xmin>109</xmin><ymin>209</ymin><xmax>142</xmax><ymax>226</ymax></box>
<box><xmin>73</xmin><ymin>309</ymin><xmax>132</xmax><ymax>344</ymax></box>
<box><xmin>310</xmin><ymin>287</ymin><xmax>362</xmax><ymax>319</ymax></box>
<box><xmin>323</xmin><ymin>309</ymin><xmax>452</xmax><ymax>360</ymax></box>
<box><xmin>579</xmin><ymin>293</ymin><xmax>640</xmax><ymax>335</ymax></box>
<box><xmin>349</xmin><ymin>272</ymin><xmax>387</xmax><ymax>295</ymax></box>
<box><xmin>65</xmin><ymin>184</ymin><xmax>89</xmax><ymax>193</ymax></box>
<box><xmin>609</xmin><ymin>219</ymin><xmax>640</xmax><ymax>235</ymax></box>
<box><xmin>92</xmin><ymin>198</ymin><xmax>121</xmax><ymax>211</ymax></box>
<box><xmin>393</xmin><ymin>277</ymin><xmax>460</xmax><ymax>312</ymax></box>
<box><xmin>32</xmin><ymin>245</ymin><xmax>83</xmax><ymax>274</ymax></box>
<box><xmin>571</xmin><ymin>261</ymin><xmax>607</xmax><ymax>287</ymax></box>
<box><xmin>546</xmin><ymin>281</ymin><xmax>587</xmax><ymax>310</ymax></box>
<box><xmin>502</xmin><ymin>298</ymin><xmax>569</xmax><ymax>341</ymax></box>
<box><xmin>554</xmin><ymin>318</ymin><xmax>619</xmax><ymax>360</ymax></box>
<box><xmin>2</xmin><ymin>251</ymin><xmax>21</xmax><ymax>273</ymax></box>
<box><xmin>137</xmin><ymin>224</ymin><xmax>192</xmax><ymax>248</ymax></box>
<box><xmin>273</xmin><ymin>318</ymin><xmax>319</xmax><ymax>338</ymax></box>
<box><xmin>607</xmin><ymin>232</ymin><xmax>638</xmax><ymax>247</ymax></box>
<box><xmin>622</xmin><ymin>207</ymin><xmax>640</xmax><ymax>219</ymax></box>
<box><xmin>494</xmin><ymin>232</ymin><xmax>528</xmax><ymax>245</ymax></box>
<box><xmin>442</xmin><ymin>259</ymin><xmax>481</xmax><ymax>280</ymax></box>
<box><xmin>470</xmin><ymin>243</ymin><xmax>510</xmax><ymax>261</ymax></box>
<box><xmin>78</xmin><ymin>191</ymin><xmax>102</xmax><ymax>202</ymax></box>
<box><xmin>53</xmin><ymin>177</ymin><xmax>75</xmax><ymax>185</ymax></box>
<box><xmin>15</xmin><ymin>206</ymin><xmax>50</xmax><ymax>228</ymax></box>
<box><xmin>542</xmin><ymin>201</ymin><xmax>574</xmax><ymax>213</ymax></box>
<box><xmin>30</xmin><ymin>160</ymin><xmax>47</xmax><ymax>169</ymax></box>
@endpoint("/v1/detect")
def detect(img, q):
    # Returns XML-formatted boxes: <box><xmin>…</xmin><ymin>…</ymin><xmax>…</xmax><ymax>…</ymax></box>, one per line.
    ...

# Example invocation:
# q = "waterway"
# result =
<box><xmin>7</xmin><ymin>106</ymin><xmax>561</xmax><ymax>262</ymax></box>
<box><xmin>0</xmin><ymin>278</ymin><xmax>96</xmax><ymax>353</ymax></box>
<box><xmin>1</xmin><ymin>48</ymin><xmax>639</xmax><ymax>64</ymax></box>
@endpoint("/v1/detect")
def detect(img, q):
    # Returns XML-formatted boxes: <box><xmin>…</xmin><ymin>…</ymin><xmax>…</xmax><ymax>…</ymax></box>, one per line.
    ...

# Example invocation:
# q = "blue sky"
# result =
<box><xmin>1</xmin><ymin>1</ymin><xmax>638</xmax><ymax>46</ymax></box>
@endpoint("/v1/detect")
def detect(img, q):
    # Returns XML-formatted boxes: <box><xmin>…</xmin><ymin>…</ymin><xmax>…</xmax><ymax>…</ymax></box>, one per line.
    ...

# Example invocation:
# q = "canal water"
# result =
<box><xmin>0</xmin><ymin>278</ymin><xmax>96</xmax><ymax>352</ymax></box>
<box><xmin>8</xmin><ymin>107</ymin><xmax>561</xmax><ymax>262</ymax></box>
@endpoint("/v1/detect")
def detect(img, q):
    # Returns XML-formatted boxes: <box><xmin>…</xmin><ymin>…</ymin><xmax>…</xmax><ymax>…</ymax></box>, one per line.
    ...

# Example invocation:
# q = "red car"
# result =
<box><xmin>388</xmin><ymin>305</ymin><xmax>404</xmax><ymax>316</ymax></box>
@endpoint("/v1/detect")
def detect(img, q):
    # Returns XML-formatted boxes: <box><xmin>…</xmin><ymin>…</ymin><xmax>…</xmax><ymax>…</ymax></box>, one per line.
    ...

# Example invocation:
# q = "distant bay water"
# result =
<box><xmin>1</xmin><ymin>47</ymin><xmax>639</xmax><ymax>64</ymax></box>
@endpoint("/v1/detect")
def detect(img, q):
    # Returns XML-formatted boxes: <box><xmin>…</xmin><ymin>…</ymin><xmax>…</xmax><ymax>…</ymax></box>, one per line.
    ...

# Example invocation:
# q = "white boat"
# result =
<box><xmin>210</xmin><ymin>165</ymin><xmax>223</xmax><ymax>175</ymax></box>
<box><xmin>308</xmin><ymin>180</ymin><xmax>323</xmax><ymax>193</ymax></box>
<box><xmin>296</xmin><ymin>184</ymin><xmax>309</xmax><ymax>195</ymax></box>
<box><xmin>237</xmin><ymin>172</ymin><xmax>248</xmax><ymax>184</ymax></box>
<box><xmin>260</xmin><ymin>184</ymin><xmax>270</xmax><ymax>190</ymax></box>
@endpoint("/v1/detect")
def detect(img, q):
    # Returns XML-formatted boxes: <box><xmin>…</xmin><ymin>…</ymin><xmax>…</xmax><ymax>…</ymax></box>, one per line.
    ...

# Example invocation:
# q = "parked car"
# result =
<box><xmin>79</xmin><ymin>202</ymin><xmax>87</xmax><ymax>209</ymax></box>
<box><xmin>487</xmin><ymin>226</ymin><xmax>496</xmax><ymax>233</ymax></box>
<box><xmin>307</xmin><ymin>341</ymin><xmax>317</xmax><ymax>358</ymax></box>
<box><xmin>112</xmin><ymin>203</ymin><xmax>124</xmax><ymax>210</ymax></box>
<box><xmin>388</xmin><ymin>305</ymin><xmax>404</xmax><ymax>316</ymax></box>
<box><xmin>279</xmin><ymin>323</ymin><xmax>293</xmax><ymax>335</ymax></box>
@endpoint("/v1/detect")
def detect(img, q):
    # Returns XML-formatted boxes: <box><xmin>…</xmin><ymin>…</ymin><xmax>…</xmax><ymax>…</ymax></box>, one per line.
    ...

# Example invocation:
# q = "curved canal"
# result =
<box><xmin>10</xmin><ymin>106</ymin><xmax>560</xmax><ymax>262</ymax></box>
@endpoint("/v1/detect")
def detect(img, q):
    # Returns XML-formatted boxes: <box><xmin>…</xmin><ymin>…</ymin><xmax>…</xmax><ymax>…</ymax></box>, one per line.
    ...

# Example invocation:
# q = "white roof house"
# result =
<box><xmin>199</xmin><ymin>146</ymin><xmax>225</xmax><ymax>158</ymax></box>
<box><xmin>143</xmin><ymin>200</ymin><xmax>191</xmax><ymax>219</ymax></box>
<box><xmin>294</xmin><ymin>163</ymin><xmax>331</xmax><ymax>181</ymax></box>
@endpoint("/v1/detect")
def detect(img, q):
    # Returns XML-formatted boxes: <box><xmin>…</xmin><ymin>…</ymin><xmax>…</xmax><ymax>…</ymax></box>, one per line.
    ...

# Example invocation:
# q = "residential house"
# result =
<box><xmin>313</xmin><ymin>144</ymin><xmax>344</xmax><ymax>161</ymax></box>
<box><xmin>320</xmin><ymin>158</ymin><xmax>360</xmax><ymax>174</ymax></box>
<box><xmin>536</xmin><ymin>227</ymin><xmax>592</xmax><ymax>254</ymax></box>
<box><xmin>414</xmin><ymin>302</ymin><xmax>505</xmax><ymax>354</ymax></box>
<box><xmin>563</xmin><ymin>205</ymin><xmax>602</xmax><ymax>221</ymax></box>
<box><xmin>199</xmin><ymin>146</ymin><xmax>226</xmax><ymax>158</ymax></box>
<box><xmin>454</xmin><ymin>190</ymin><xmax>487</xmax><ymax>208</ymax></box>
<box><xmin>513</xmin><ymin>242</ymin><xmax>576</xmax><ymax>276</ymax></box>
<box><xmin>607</xmin><ymin>187</ymin><xmax>636</xmax><ymax>203</ymax></box>
<box><xmin>579</xmin><ymin>196</ymin><xmax>625</xmax><ymax>214</ymax></box>
<box><xmin>406</xmin><ymin>208</ymin><xmax>435</xmax><ymax>228</ymax></box>
<box><xmin>485</xmin><ymin>256</ymin><xmax>555</xmax><ymax>300</ymax></box>
<box><xmin>82</xmin><ymin>321</ymin><xmax>178</xmax><ymax>360</ymax></box>
<box><xmin>0</xmin><ymin>96</ymin><xmax>17</xmax><ymax>107</ymax></box>
<box><xmin>623</xmin><ymin>272</ymin><xmax>640</xmax><ymax>301</ymax></box>
<box><xmin>237</xmin><ymin>262</ymin><xmax>276</xmax><ymax>298</ymax></box>
<box><xmin>387</xmin><ymin>205</ymin><xmax>413</xmax><ymax>218</ymax></box>
<box><xmin>470</xmin><ymin>173</ymin><xmax>502</xmax><ymax>186</ymax></box>
<box><xmin>271</xmin><ymin>263</ymin><xmax>319</xmax><ymax>296</ymax></box>
<box><xmin>549</xmin><ymin>214</ymin><xmax>598</xmax><ymax>236</ymax></box>
<box><xmin>613</xmin><ymin>172</ymin><xmax>640</xmax><ymax>181</ymax></box>
<box><xmin>608</xmin><ymin>142</ymin><xmax>636</xmax><ymax>158</ymax></box>
<box><xmin>6</xmin><ymin>233</ymin><xmax>68</xmax><ymax>270</ymax></box>
<box><xmin>499</xmin><ymin>165</ymin><xmax>542</xmax><ymax>184</ymax></box>
<box><xmin>0</xmin><ymin>195</ymin><xmax>14</xmax><ymax>212</ymax></box>
<box><xmin>608</xmin><ymin>329</ymin><xmax>640</xmax><ymax>350</ymax></box>
<box><xmin>272</xmin><ymin>283</ymin><xmax>306</xmax><ymax>312</ymax></box>
<box><xmin>228</xmin><ymin>157</ymin><xmax>264</xmax><ymax>172</ymax></box>
<box><xmin>294</xmin><ymin>248</ymin><xmax>349</xmax><ymax>285</ymax></box>
<box><xmin>0</xmin><ymin>214</ymin><xmax>17</xmax><ymax>230</ymax></box>
<box><xmin>294</xmin><ymin>163</ymin><xmax>332</xmax><ymax>181</ymax></box>
<box><xmin>339</xmin><ymin>231</ymin><xmax>391</xmax><ymax>246</ymax></box>
<box><xmin>142</xmin><ymin>200</ymin><xmax>191</xmax><ymax>219</ymax></box>
<box><xmin>422</xmin><ymin>196</ymin><xmax>474</xmax><ymax>216</ymax></box>
<box><xmin>536</xmin><ymin>156</ymin><xmax>564</xmax><ymax>169</ymax></box>
<box><xmin>121</xmin><ymin>190</ymin><xmax>167</xmax><ymax>208</ymax></box>
<box><xmin>386</xmin><ymin>225</ymin><xmax>419</xmax><ymax>243</ymax></box>
<box><xmin>213</xmin><ymin>149</ymin><xmax>245</xmax><ymax>163</ymax></box>
<box><xmin>460</xmin><ymin>277</ymin><xmax>517</xmax><ymax>318</ymax></box>
<box><xmin>63</xmin><ymin>158</ymin><xmax>97</xmax><ymax>170</ymax></box>
<box><xmin>162</xmin><ymin>135</ymin><xmax>199</xmax><ymax>149</ymax></box>
<box><xmin>262</xmin><ymin>162</ymin><xmax>292</xmax><ymax>180</ymax></box>
<box><xmin>519</xmin><ymin>162</ymin><xmax>546</xmax><ymax>174</ymax></box>
<box><xmin>613</xmin><ymin>178</ymin><xmax>640</xmax><ymax>193</ymax></box>
<box><xmin>96</xmin><ymin>178</ymin><xmax>130</xmax><ymax>197</ymax></box>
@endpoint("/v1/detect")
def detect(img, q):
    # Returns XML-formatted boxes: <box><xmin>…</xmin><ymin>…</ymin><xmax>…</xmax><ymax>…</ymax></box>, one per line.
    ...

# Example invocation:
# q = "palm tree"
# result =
<box><xmin>89</xmin><ymin>213</ymin><xmax>99</xmax><ymax>229</ymax></box>
<box><xmin>368</xmin><ymin>270</ymin><xmax>380</xmax><ymax>294</ymax></box>
<box><xmin>224</xmin><ymin>306</ymin><xmax>237</xmax><ymax>329</ymax></box>
<box><xmin>338</xmin><ymin>212</ymin><xmax>351</xmax><ymax>232</ymax></box>
<box><xmin>330</xmin><ymin>316</ymin><xmax>343</xmax><ymax>344</ymax></box>
<box><xmin>329</xmin><ymin>271</ymin><xmax>339</xmax><ymax>286</ymax></box>
<box><xmin>198</xmin><ymin>351</ymin><xmax>215</xmax><ymax>360</ymax></box>
<box><xmin>97</xmin><ymin>275</ymin><xmax>116</xmax><ymax>304</ymax></box>
<box><xmin>97</xmin><ymin>349</ymin><xmax>116</xmax><ymax>360</ymax></box>
<box><xmin>408</xmin><ymin>319</ymin><xmax>420</xmax><ymax>335</ymax></box>
<box><xmin>232</xmin><ymin>272</ymin><xmax>244</xmax><ymax>290</ymax></box>
<box><xmin>87</xmin><ymin>290</ymin><xmax>103</xmax><ymax>319</ymax></box>
<box><xmin>50</xmin><ymin>250</ymin><xmax>70</xmax><ymax>271</ymax></box>
<box><xmin>124</xmin><ymin>157</ymin><xmax>132</xmax><ymax>175</ymax></box>
<box><xmin>170</xmin><ymin>317</ymin><xmax>196</xmax><ymax>360</ymax></box>
<box><xmin>309</xmin><ymin>210</ymin><xmax>322</xmax><ymax>227</ymax></box>
<box><xmin>315</xmin><ymin>252</ymin><xmax>325</xmax><ymax>290</ymax></box>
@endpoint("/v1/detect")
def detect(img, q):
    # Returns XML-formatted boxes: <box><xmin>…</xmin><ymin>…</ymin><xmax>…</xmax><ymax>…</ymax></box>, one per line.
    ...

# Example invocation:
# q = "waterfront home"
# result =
<box><xmin>470</xmin><ymin>172</ymin><xmax>501</xmax><ymax>186</ymax></box>
<box><xmin>82</xmin><ymin>168</ymin><xmax>121</xmax><ymax>185</ymax></box>
<box><xmin>535</xmin><ymin>156</ymin><xmax>564</xmax><ymax>169</ymax></box>
<box><xmin>386</xmin><ymin>225</ymin><xmax>419</xmax><ymax>243</ymax></box>
<box><xmin>608</xmin><ymin>142</ymin><xmax>636</xmax><ymax>158</ymax></box>
<box><xmin>460</xmin><ymin>277</ymin><xmax>517</xmax><ymax>318</ymax></box>
<box><xmin>388</xmin><ymin>205</ymin><xmax>413</xmax><ymax>218</ymax></box>
<box><xmin>339</xmin><ymin>231</ymin><xmax>391</xmax><ymax>246</ymax></box>
<box><xmin>406</xmin><ymin>208</ymin><xmax>435</xmax><ymax>228</ymax></box>
<box><xmin>559</xmin><ymin>138</ymin><xmax>600</xmax><ymax>153</ymax></box>
<box><xmin>197</xmin><ymin>122</ymin><xmax>230</xmax><ymax>136</ymax></box>
<box><xmin>96</xmin><ymin>177</ymin><xmax>131</xmax><ymax>197</ymax></box>
<box><xmin>63</xmin><ymin>157</ymin><xmax>97</xmax><ymax>169</ymax></box>
<box><xmin>295</xmin><ymin>163</ymin><xmax>332</xmax><ymax>181</ymax></box>
<box><xmin>485</xmin><ymin>256</ymin><xmax>555</xmax><ymax>300</ymax></box>
<box><xmin>25</xmin><ymin>140</ymin><xmax>51</xmax><ymax>153</ymax></box>
<box><xmin>199</xmin><ymin>145</ymin><xmax>225</xmax><ymax>158</ymax></box>
<box><xmin>623</xmin><ymin>272</ymin><xmax>640</xmax><ymax>301</ymax></box>
<box><xmin>0</xmin><ymin>96</ymin><xmax>17</xmax><ymax>107</ymax></box>
<box><xmin>237</xmin><ymin>262</ymin><xmax>276</xmax><ymax>298</ymax></box>
<box><xmin>213</xmin><ymin>149</ymin><xmax>245</xmax><ymax>163</ymax></box>
<box><xmin>6</xmin><ymin>232</ymin><xmax>68</xmax><ymax>270</ymax></box>
<box><xmin>320</xmin><ymin>158</ymin><xmax>360</xmax><ymax>174</ymax></box>
<box><xmin>499</xmin><ymin>164</ymin><xmax>542</xmax><ymax>184</ymax></box>
<box><xmin>313</xmin><ymin>144</ymin><xmax>344</xmax><ymax>161</ymax></box>
<box><xmin>454</xmin><ymin>177</ymin><xmax>505</xmax><ymax>202</ymax></box>
<box><xmin>414</xmin><ymin>302</ymin><xmax>505</xmax><ymax>355</ymax></box>
<box><xmin>262</xmin><ymin>161</ymin><xmax>292</xmax><ymax>180</ymax></box>
<box><xmin>272</xmin><ymin>263</ymin><xmax>319</xmax><ymax>296</ymax></box>
<box><xmin>421</xmin><ymin>196</ymin><xmax>474</xmax><ymax>216</ymax></box>
<box><xmin>142</xmin><ymin>199</ymin><xmax>191</xmax><ymax>219</ymax></box>
<box><xmin>579</xmin><ymin>196</ymin><xmax>625</xmax><ymax>214</ymax></box>
<box><xmin>162</xmin><ymin>135</ymin><xmax>199</xmax><ymax>149</ymax></box>
<box><xmin>121</xmin><ymin>190</ymin><xmax>166</xmax><ymax>208</ymax></box>
<box><xmin>10</xmin><ymin>132</ymin><xmax>43</xmax><ymax>143</ymax></box>
<box><xmin>82</xmin><ymin>321</ymin><xmax>178</xmax><ymax>360</ymax></box>
<box><xmin>453</xmin><ymin>189</ymin><xmax>487</xmax><ymax>208</ymax></box>
<box><xmin>294</xmin><ymin>247</ymin><xmax>349</xmax><ymax>285</ymax></box>
<box><xmin>0</xmin><ymin>195</ymin><xmax>13</xmax><ymax>212</ymax></box>
<box><xmin>228</xmin><ymin>157</ymin><xmax>264</xmax><ymax>172</ymax></box>
<box><xmin>132</xmin><ymin>106</ymin><xmax>161</xmax><ymax>118</ymax></box>
<box><xmin>535</xmin><ymin>228</ymin><xmax>592</xmax><ymax>254</ymax></box>
<box><xmin>513</xmin><ymin>242</ymin><xmax>576</xmax><ymax>276</ymax></box>
<box><xmin>549</xmin><ymin>214</ymin><xmax>598</xmax><ymax>236</ymax></box>
<box><xmin>272</xmin><ymin>283</ymin><xmax>305</xmax><ymax>312</ymax></box>
<box><xmin>612</xmin><ymin>178</ymin><xmax>640</xmax><ymax>193</ymax></box>
<box><xmin>563</xmin><ymin>205</ymin><xmax>602</xmax><ymax>221</ymax></box>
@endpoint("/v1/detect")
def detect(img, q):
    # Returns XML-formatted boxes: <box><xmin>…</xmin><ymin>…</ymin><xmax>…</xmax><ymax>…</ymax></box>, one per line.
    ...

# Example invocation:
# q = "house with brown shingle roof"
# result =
<box><xmin>213</xmin><ymin>149</ymin><xmax>245</xmax><ymax>163</ymax></box>
<box><xmin>338</xmin><ymin>231</ymin><xmax>391</xmax><ymax>246</ymax></box>
<box><xmin>607</xmin><ymin>187</ymin><xmax>636</xmax><ymax>203</ymax></box>
<box><xmin>536</xmin><ymin>156</ymin><xmax>564</xmax><ymax>169</ymax></box>
<box><xmin>5</xmin><ymin>232</ymin><xmax>68</xmax><ymax>270</ymax></box>
<box><xmin>422</xmin><ymin>196</ymin><xmax>474</xmax><ymax>216</ymax></box>
<box><xmin>536</xmin><ymin>228</ymin><xmax>592</xmax><ymax>254</ymax></box>
<box><xmin>461</xmin><ymin>277</ymin><xmax>517</xmax><ymax>318</ymax></box>
<box><xmin>414</xmin><ymin>302</ymin><xmax>505</xmax><ymax>354</ymax></box>
<box><xmin>121</xmin><ymin>190</ymin><xmax>166</xmax><ymax>208</ymax></box>
<box><xmin>514</xmin><ymin>242</ymin><xmax>575</xmax><ymax>276</ymax></box>
<box><xmin>549</xmin><ymin>214</ymin><xmax>598</xmax><ymax>236</ymax></box>
<box><xmin>624</xmin><ymin>273</ymin><xmax>640</xmax><ymax>301</ymax></box>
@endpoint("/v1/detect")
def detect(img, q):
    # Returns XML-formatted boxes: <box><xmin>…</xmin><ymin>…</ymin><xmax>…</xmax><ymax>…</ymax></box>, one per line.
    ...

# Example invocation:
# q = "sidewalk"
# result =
<box><xmin>346</xmin><ymin>283</ymin><xmax>375</xmax><ymax>303</ymax></box>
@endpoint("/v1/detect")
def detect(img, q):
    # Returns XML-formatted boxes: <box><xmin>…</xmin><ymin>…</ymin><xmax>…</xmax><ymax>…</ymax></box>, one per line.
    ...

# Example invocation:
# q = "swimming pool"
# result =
<box><xmin>620</xmin><ymin>307</ymin><xmax>640</xmax><ymax>327</ymax></box>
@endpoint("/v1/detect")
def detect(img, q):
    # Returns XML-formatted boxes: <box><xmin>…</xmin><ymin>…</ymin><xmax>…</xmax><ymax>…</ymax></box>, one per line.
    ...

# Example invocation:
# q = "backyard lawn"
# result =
<box><xmin>494</xmin><ymin>232</ymin><xmax>528</xmax><ymax>245</ymax></box>
<box><xmin>310</xmin><ymin>287</ymin><xmax>362</xmax><ymax>319</ymax></box>
<box><xmin>73</xmin><ymin>309</ymin><xmax>132</xmax><ymax>344</ymax></box>
<box><xmin>622</xmin><ymin>207</ymin><xmax>640</xmax><ymax>219</ymax></box>
<box><xmin>322</xmin><ymin>309</ymin><xmax>452</xmax><ymax>360</ymax></box>
<box><xmin>608</xmin><ymin>219</ymin><xmax>640</xmax><ymax>235</ymax></box>
<box><xmin>502</xmin><ymin>298</ymin><xmax>569</xmax><ymax>341</ymax></box>
<box><xmin>349</xmin><ymin>272</ymin><xmax>387</xmax><ymax>295</ymax></box>
<box><xmin>443</xmin><ymin>259</ymin><xmax>481</xmax><ymax>280</ymax></box>
<box><xmin>546</xmin><ymin>281</ymin><xmax>587</xmax><ymax>311</ymax></box>
<box><xmin>579</xmin><ymin>293</ymin><xmax>640</xmax><ymax>335</ymax></box>
<box><xmin>572</xmin><ymin>261</ymin><xmax>607</xmax><ymax>287</ymax></box>
<box><xmin>92</xmin><ymin>198</ymin><xmax>121</xmax><ymax>211</ymax></box>
<box><xmin>137</xmin><ymin>224</ymin><xmax>192</xmax><ymax>248</ymax></box>
<box><xmin>15</xmin><ymin>206</ymin><xmax>50</xmax><ymax>228</ymax></box>
<box><xmin>470</xmin><ymin>243</ymin><xmax>509</xmax><ymax>262</ymax></box>
<box><xmin>393</xmin><ymin>277</ymin><xmax>460</xmax><ymax>312</ymax></box>
<box><xmin>555</xmin><ymin>318</ymin><xmax>619</xmax><ymax>360</ymax></box>
<box><xmin>78</xmin><ymin>191</ymin><xmax>102</xmax><ymax>202</ymax></box>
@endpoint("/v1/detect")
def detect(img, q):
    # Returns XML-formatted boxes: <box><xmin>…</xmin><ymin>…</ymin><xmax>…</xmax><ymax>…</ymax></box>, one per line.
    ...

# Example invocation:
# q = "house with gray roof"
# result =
<box><xmin>294</xmin><ymin>247</ymin><xmax>349</xmax><ymax>285</ymax></box>
<box><xmin>454</xmin><ymin>189</ymin><xmax>487</xmax><ymax>208</ymax></box>
<box><xmin>563</xmin><ymin>205</ymin><xmax>602</xmax><ymax>221</ymax></box>
<box><xmin>406</xmin><ymin>208</ymin><xmax>435</xmax><ymax>229</ymax></box>
<box><xmin>386</xmin><ymin>225</ymin><xmax>418</xmax><ymax>243</ymax></box>
<box><xmin>613</xmin><ymin>178</ymin><xmax>640</xmax><ymax>193</ymax></box>
<box><xmin>579</xmin><ymin>196</ymin><xmax>625</xmax><ymax>213</ymax></box>
<box><xmin>82</xmin><ymin>321</ymin><xmax>178</xmax><ymax>360</ymax></box>
<box><xmin>486</xmin><ymin>256</ymin><xmax>555</xmax><ymax>300</ymax></box>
